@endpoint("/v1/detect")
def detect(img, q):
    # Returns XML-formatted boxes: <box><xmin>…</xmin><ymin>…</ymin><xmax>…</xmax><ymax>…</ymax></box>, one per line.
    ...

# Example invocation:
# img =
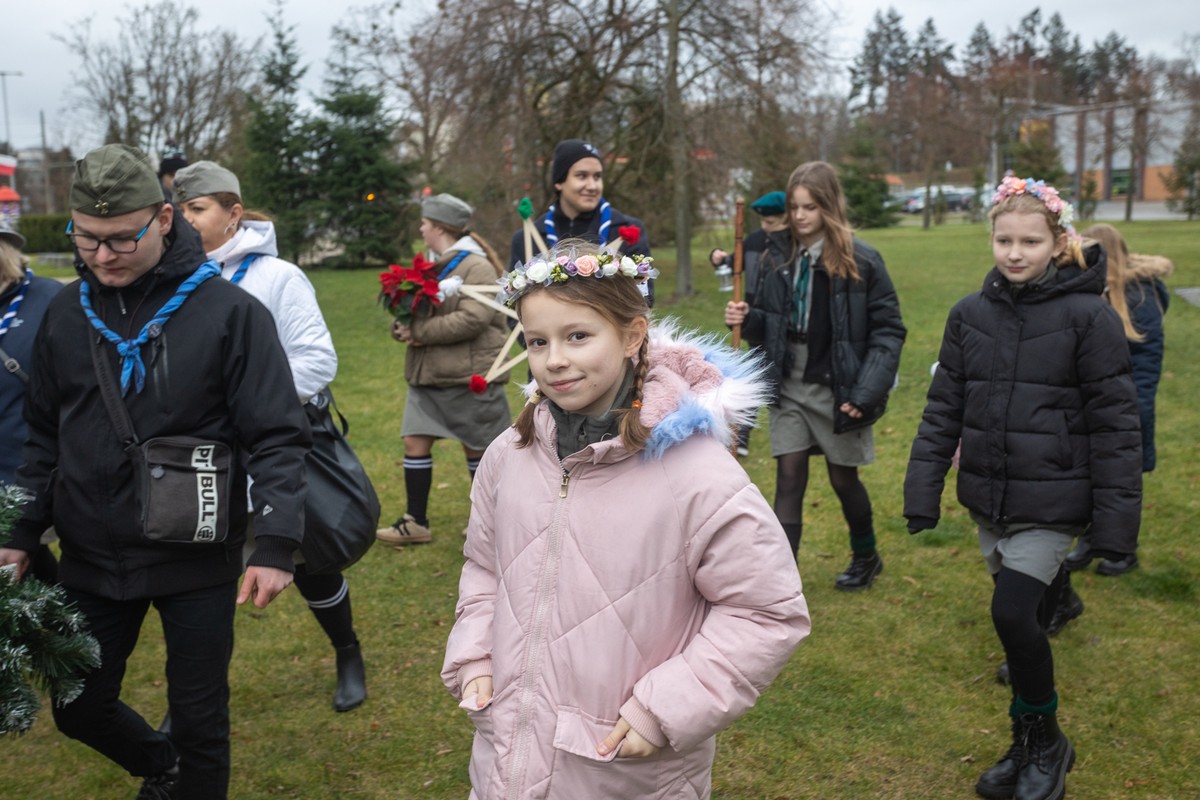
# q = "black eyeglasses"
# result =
<box><xmin>65</xmin><ymin>214</ymin><xmax>156</xmax><ymax>254</ymax></box>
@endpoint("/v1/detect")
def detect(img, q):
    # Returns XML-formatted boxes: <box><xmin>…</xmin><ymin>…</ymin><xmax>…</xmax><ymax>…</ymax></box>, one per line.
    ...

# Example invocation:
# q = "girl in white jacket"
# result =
<box><xmin>174</xmin><ymin>161</ymin><xmax>366</xmax><ymax>713</ymax></box>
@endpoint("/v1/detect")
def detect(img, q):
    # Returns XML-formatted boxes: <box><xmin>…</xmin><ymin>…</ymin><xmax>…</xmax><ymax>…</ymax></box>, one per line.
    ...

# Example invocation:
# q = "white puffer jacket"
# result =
<box><xmin>209</xmin><ymin>220</ymin><xmax>337</xmax><ymax>402</ymax></box>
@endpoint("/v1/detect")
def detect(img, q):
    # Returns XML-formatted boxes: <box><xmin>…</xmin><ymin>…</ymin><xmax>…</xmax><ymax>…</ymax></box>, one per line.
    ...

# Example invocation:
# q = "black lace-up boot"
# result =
<box><xmin>1015</xmin><ymin>712</ymin><xmax>1074</xmax><ymax>800</ymax></box>
<box><xmin>976</xmin><ymin>715</ymin><xmax>1024</xmax><ymax>799</ymax></box>
<box><xmin>834</xmin><ymin>551</ymin><xmax>883</xmax><ymax>591</ymax></box>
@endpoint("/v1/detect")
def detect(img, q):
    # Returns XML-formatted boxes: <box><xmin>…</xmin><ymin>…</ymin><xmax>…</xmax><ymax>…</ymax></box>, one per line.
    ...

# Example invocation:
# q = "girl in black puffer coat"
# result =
<box><xmin>904</xmin><ymin>178</ymin><xmax>1142</xmax><ymax>800</ymax></box>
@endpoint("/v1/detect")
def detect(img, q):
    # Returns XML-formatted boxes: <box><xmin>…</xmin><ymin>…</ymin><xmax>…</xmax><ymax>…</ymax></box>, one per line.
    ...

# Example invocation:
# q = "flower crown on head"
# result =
<box><xmin>498</xmin><ymin>245</ymin><xmax>659</xmax><ymax>307</ymax></box>
<box><xmin>991</xmin><ymin>176</ymin><xmax>1076</xmax><ymax>232</ymax></box>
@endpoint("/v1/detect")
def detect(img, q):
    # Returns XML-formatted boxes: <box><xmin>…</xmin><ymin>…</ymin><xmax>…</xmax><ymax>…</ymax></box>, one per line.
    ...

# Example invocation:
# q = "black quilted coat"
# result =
<box><xmin>904</xmin><ymin>245</ymin><xmax>1142</xmax><ymax>556</ymax></box>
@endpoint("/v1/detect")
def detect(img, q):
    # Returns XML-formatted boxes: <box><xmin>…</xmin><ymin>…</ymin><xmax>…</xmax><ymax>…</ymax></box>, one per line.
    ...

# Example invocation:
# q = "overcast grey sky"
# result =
<box><xmin>1</xmin><ymin>0</ymin><xmax>1191</xmax><ymax>154</ymax></box>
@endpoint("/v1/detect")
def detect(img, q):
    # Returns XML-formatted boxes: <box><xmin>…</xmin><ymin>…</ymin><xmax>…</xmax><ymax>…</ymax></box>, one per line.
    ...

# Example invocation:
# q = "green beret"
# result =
<box><xmin>70</xmin><ymin>144</ymin><xmax>164</xmax><ymax>217</ymax></box>
<box><xmin>174</xmin><ymin>160</ymin><xmax>241</xmax><ymax>203</ymax></box>
<box><xmin>750</xmin><ymin>191</ymin><xmax>787</xmax><ymax>217</ymax></box>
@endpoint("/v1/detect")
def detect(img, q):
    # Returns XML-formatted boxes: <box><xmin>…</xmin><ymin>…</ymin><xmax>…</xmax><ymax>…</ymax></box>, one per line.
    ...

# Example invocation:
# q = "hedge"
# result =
<box><xmin>15</xmin><ymin>213</ymin><xmax>71</xmax><ymax>253</ymax></box>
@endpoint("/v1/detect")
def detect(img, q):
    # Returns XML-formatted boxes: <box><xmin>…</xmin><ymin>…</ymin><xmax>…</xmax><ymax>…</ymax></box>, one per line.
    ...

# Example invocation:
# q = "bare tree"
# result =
<box><xmin>56</xmin><ymin>0</ymin><xmax>259</xmax><ymax>160</ymax></box>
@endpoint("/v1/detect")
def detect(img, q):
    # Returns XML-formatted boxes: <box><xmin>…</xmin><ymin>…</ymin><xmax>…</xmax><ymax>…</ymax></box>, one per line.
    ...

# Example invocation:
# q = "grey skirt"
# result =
<box><xmin>401</xmin><ymin>383</ymin><xmax>513</xmax><ymax>451</ymax></box>
<box><xmin>767</xmin><ymin>339</ymin><xmax>874</xmax><ymax>466</ymax></box>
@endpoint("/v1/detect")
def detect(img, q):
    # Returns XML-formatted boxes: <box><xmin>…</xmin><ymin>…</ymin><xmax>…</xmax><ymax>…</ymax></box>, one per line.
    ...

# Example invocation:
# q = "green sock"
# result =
<box><xmin>850</xmin><ymin>531</ymin><xmax>877</xmax><ymax>556</ymax></box>
<box><xmin>1012</xmin><ymin>693</ymin><xmax>1058</xmax><ymax>717</ymax></box>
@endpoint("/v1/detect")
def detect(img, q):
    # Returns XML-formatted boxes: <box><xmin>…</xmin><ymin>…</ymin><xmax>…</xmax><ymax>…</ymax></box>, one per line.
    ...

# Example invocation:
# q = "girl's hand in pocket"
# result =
<box><xmin>597</xmin><ymin>717</ymin><xmax>660</xmax><ymax>759</ymax></box>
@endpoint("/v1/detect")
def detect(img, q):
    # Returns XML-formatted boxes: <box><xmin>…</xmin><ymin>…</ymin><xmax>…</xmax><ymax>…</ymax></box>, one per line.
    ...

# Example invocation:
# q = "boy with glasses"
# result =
<box><xmin>0</xmin><ymin>144</ymin><xmax>310</xmax><ymax>800</ymax></box>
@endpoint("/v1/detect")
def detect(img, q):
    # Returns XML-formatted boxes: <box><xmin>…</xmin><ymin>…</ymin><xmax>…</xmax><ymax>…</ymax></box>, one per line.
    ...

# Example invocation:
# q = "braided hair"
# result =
<box><xmin>512</xmin><ymin>240</ymin><xmax>652</xmax><ymax>453</ymax></box>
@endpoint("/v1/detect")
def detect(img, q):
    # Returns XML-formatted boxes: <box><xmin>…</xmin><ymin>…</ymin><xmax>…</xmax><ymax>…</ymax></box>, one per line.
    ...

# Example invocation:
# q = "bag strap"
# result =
<box><xmin>0</xmin><ymin>344</ymin><xmax>28</xmax><ymax>384</ymax></box>
<box><xmin>89</xmin><ymin>332</ymin><xmax>141</xmax><ymax>450</ymax></box>
<box><xmin>312</xmin><ymin>386</ymin><xmax>350</xmax><ymax>437</ymax></box>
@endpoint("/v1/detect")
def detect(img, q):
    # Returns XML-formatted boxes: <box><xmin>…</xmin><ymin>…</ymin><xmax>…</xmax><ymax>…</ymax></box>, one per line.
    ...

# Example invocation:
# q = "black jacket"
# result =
<box><xmin>740</xmin><ymin>231</ymin><xmax>906</xmax><ymax>432</ymax></box>
<box><xmin>903</xmin><ymin>246</ymin><xmax>1142</xmax><ymax>556</ymax></box>
<box><xmin>10</xmin><ymin>215</ymin><xmax>311</xmax><ymax>600</ymax></box>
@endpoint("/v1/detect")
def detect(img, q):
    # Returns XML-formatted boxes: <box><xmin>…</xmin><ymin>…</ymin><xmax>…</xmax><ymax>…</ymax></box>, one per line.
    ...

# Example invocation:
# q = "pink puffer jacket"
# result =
<box><xmin>443</xmin><ymin>322</ymin><xmax>811</xmax><ymax>799</ymax></box>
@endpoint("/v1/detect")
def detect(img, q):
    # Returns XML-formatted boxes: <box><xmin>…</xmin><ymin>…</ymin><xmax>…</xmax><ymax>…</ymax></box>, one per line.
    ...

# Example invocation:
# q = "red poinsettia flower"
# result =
<box><xmin>378</xmin><ymin>255</ymin><xmax>444</xmax><ymax>323</ymax></box>
<box><xmin>617</xmin><ymin>225</ymin><xmax>641</xmax><ymax>247</ymax></box>
<box><xmin>468</xmin><ymin>374</ymin><xmax>488</xmax><ymax>394</ymax></box>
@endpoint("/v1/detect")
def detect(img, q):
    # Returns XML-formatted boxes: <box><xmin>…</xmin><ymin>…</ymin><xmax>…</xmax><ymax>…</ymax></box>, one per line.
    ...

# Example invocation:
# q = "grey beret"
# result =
<box><xmin>173</xmin><ymin>161</ymin><xmax>242</xmax><ymax>203</ymax></box>
<box><xmin>422</xmin><ymin>193</ymin><xmax>473</xmax><ymax>230</ymax></box>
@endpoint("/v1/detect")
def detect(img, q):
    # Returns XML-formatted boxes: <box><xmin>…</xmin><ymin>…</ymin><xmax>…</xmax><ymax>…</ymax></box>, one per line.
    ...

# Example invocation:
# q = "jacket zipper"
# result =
<box><xmin>506</xmin><ymin>433</ymin><xmax>572</xmax><ymax>799</ymax></box>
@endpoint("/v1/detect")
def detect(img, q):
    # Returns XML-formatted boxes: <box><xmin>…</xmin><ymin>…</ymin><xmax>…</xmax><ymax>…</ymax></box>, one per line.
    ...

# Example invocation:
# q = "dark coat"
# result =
<box><xmin>0</xmin><ymin>273</ymin><xmax>62</xmax><ymax>484</ymax></box>
<box><xmin>904</xmin><ymin>246</ymin><xmax>1142</xmax><ymax>556</ymax></box>
<box><xmin>1124</xmin><ymin>254</ymin><xmax>1172</xmax><ymax>472</ymax></box>
<box><xmin>9</xmin><ymin>215</ymin><xmax>311</xmax><ymax>600</ymax></box>
<box><xmin>740</xmin><ymin>231</ymin><xmax>906</xmax><ymax>433</ymax></box>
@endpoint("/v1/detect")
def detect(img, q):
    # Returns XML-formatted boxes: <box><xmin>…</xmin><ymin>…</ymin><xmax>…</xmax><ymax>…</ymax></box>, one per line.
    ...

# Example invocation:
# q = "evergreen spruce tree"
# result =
<box><xmin>243</xmin><ymin>0</ymin><xmax>317</xmax><ymax>265</ymax></box>
<box><xmin>839</xmin><ymin>124</ymin><xmax>898</xmax><ymax>230</ymax></box>
<box><xmin>0</xmin><ymin>484</ymin><xmax>100</xmax><ymax>735</ymax></box>
<box><xmin>309</xmin><ymin>44</ymin><xmax>414</xmax><ymax>266</ymax></box>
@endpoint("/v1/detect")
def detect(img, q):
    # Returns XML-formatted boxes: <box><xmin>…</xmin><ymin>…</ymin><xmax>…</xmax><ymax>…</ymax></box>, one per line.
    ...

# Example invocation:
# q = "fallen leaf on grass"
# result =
<box><xmin>1124</xmin><ymin>778</ymin><xmax>1151</xmax><ymax>787</ymax></box>
<box><xmin>902</xmin><ymin>575</ymin><xmax>920</xmax><ymax>587</ymax></box>
<box><xmin>436</xmin><ymin>482</ymin><xmax>451</xmax><ymax>490</ymax></box>
<box><xmin>960</xmin><ymin>755</ymin><xmax>976</xmax><ymax>763</ymax></box>
<box><xmin>436</xmin><ymin>748</ymin><xmax>454</xmax><ymax>756</ymax></box>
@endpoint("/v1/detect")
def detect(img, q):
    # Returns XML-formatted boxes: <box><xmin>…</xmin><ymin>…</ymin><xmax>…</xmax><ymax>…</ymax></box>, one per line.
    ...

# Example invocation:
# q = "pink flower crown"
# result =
<box><xmin>991</xmin><ymin>176</ymin><xmax>1076</xmax><ymax>232</ymax></box>
<box><xmin>498</xmin><ymin>247</ymin><xmax>658</xmax><ymax>307</ymax></box>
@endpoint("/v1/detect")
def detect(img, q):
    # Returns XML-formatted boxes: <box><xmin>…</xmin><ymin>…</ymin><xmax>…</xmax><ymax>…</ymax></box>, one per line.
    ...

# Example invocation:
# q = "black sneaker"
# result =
<box><xmin>834</xmin><ymin>552</ymin><xmax>883</xmax><ymax>591</ymax></box>
<box><xmin>135</xmin><ymin>762</ymin><xmax>180</xmax><ymax>800</ymax></box>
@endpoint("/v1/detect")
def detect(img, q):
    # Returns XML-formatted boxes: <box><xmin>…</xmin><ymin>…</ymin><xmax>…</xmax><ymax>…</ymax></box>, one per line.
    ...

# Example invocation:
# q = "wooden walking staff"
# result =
<box><xmin>729</xmin><ymin>197</ymin><xmax>746</xmax><ymax>457</ymax></box>
<box><xmin>730</xmin><ymin>197</ymin><xmax>746</xmax><ymax>350</ymax></box>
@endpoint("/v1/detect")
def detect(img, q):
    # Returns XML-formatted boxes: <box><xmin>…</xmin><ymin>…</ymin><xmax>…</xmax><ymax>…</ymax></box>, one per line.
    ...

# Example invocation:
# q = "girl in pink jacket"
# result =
<box><xmin>442</xmin><ymin>240</ymin><xmax>811</xmax><ymax>799</ymax></box>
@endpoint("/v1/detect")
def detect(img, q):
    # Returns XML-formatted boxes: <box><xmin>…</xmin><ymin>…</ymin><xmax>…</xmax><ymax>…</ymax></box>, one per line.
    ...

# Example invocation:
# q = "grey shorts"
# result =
<box><xmin>977</xmin><ymin>524</ymin><xmax>1079</xmax><ymax>585</ymax></box>
<box><xmin>767</xmin><ymin>340</ymin><xmax>874</xmax><ymax>466</ymax></box>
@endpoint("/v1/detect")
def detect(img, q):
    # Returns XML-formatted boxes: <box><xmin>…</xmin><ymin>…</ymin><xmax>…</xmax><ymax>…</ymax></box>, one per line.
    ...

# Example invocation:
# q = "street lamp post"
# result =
<box><xmin>0</xmin><ymin>70</ymin><xmax>24</xmax><ymax>150</ymax></box>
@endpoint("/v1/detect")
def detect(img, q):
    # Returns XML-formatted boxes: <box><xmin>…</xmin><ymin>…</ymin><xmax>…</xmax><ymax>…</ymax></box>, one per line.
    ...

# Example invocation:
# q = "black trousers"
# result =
<box><xmin>53</xmin><ymin>581</ymin><xmax>237</xmax><ymax>800</ymax></box>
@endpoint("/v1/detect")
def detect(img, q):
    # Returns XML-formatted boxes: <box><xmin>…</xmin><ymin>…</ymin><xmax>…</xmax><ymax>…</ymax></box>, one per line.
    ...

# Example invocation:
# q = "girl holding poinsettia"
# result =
<box><xmin>377</xmin><ymin>193</ymin><xmax>511</xmax><ymax>547</ymax></box>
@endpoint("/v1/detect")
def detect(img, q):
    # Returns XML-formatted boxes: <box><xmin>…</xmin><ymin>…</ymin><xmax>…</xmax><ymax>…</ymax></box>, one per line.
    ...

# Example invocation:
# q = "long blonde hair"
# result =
<box><xmin>0</xmin><ymin>240</ymin><xmax>27</xmax><ymax>287</ymax></box>
<box><xmin>512</xmin><ymin>241</ymin><xmax>651</xmax><ymax>453</ymax></box>
<box><xmin>1082</xmin><ymin>224</ymin><xmax>1144</xmax><ymax>342</ymax></box>
<box><xmin>786</xmin><ymin>161</ymin><xmax>859</xmax><ymax>281</ymax></box>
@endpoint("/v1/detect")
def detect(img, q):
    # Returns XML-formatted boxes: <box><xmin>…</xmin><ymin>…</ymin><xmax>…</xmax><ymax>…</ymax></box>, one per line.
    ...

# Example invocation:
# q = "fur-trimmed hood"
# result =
<box><xmin>525</xmin><ymin>318</ymin><xmax>773</xmax><ymax>460</ymax></box>
<box><xmin>1127</xmin><ymin>253</ymin><xmax>1174</xmax><ymax>281</ymax></box>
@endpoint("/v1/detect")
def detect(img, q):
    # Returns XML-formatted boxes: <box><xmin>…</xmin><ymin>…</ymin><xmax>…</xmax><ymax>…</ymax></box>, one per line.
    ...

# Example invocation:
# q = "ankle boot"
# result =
<box><xmin>1063</xmin><ymin>539</ymin><xmax>1092</xmax><ymax>572</ymax></box>
<box><xmin>1044</xmin><ymin>586</ymin><xmax>1084</xmax><ymax>637</ymax></box>
<box><xmin>1015</xmin><ymin>712</ymin><xmax>1074</xmax><ymax>800</ymax></box>
<box><xmin>333</xmin><ymin>642</ymin><xmax>367</xmax><ymax>712</ymax></box>
<box><xmin>975</xmin><ymin>715</ymin><xmax>1024</xmax><ymax>799</ymax></box>
<box><xmin>834</xmin><ymin>552</ymin><xmax>883</xmax><ymax>591</ymax></box>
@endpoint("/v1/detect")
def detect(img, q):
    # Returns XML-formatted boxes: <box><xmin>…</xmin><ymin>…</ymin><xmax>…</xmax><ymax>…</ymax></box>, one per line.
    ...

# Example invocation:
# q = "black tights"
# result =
<box><xmin>992</xmin><ymin>568</ymin><xmax>1056</xmax><ymax>707</ymax></box>
<box><xmin>774</xmin><ymin>450</ymin><xmax>874</xmax><ymax>558</ymax></box>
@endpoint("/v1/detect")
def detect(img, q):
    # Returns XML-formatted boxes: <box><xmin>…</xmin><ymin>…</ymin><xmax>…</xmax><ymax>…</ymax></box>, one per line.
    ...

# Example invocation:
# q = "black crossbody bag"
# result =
<box><xmin>89</xmin><ymin>334</ymin><xmax>232</xmax><ymax>544</ymax></box>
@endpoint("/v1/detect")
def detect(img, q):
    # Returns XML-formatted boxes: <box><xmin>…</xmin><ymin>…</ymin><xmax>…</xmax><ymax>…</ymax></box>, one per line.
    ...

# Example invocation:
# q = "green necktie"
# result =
<box><xmin>792</xmin><ymin>250</ymin><xmax>811</xmax><ymax>332</ymax></box>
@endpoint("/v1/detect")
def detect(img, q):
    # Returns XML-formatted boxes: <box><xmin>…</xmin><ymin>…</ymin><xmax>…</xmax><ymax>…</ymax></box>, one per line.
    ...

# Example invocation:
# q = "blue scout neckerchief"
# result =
<box><xmin>228</xmin><ymin>253</ymin><xmax>261</xmax><ymax>285</ymax></box>
<box><xmin>80</xmin><ymin>261</ymin><xmax>223</xmax><ymax>395</ymax></box>
<box><xmin>0</xmin><ymin>267</ymin><xmax>30</xmax><ymax>344</ymax></box>
<box><xmin>543</xmin><ymin>199</ymin><xmax>612</xmax><ymax>247</ymax></box>
<box><xmin>437</xmin><ymin>251</ymin><xmax>470</xmax><ymax>280</ymax></box>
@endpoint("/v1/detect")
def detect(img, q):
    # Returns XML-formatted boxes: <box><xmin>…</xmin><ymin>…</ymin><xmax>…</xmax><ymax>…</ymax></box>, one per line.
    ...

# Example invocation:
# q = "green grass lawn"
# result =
<box><xmin>11</xmin><ymin>220</ymin><xmax>1200</xmax><ymax>798</ymax></box>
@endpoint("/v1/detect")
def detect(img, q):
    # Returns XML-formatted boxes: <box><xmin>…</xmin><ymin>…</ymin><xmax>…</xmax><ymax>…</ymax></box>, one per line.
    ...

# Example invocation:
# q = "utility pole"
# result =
<box><xmin>0</xmin><ymin>70</ymin><xmax>23</xmax><ymax>150</ymax></box>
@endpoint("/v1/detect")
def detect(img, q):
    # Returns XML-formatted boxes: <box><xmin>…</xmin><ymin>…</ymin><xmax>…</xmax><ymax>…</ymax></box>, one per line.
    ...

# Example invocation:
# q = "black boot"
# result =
<box><xmin>135</xmin><ymin>760</ymin><xmax>180</xmax><ymax>799</ymax></box>
<box><xmin>334</xmin><ymin>642</ymin><xmax>367</xmax><ymax>712</ymax></box>
<box><xmin>1015</xmin><ymin>712</ymin><xmax>1074</xmax><ymax>800</ymax></box>
<box><xmin>976</xmin><ymin>715</ymin><xmax>1024</xmax><ymax>799</ymax></box>
<box><xmin>1044</xmin><ymin>586</ymin><xmax>1084</xmax><ymax>637</ymax></box>
<box><xmin>1063</xmin><ymin>540</ymin><xmax>1092</xmax><ymax>572</ymax></box>
<box><xmin>1096</xmin><ymin>552</ymin><xmax>1139</xmax><ymax>576</ymax></box>
<box><xmin>996</xmin><ymin>662</ymin><xmax>1011</xmax><ymax>686</ymax></box>
<box><xmin>835</xmin><ymin>552</ymin><xmax>882</xmax><ymax>591</ymax></box>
